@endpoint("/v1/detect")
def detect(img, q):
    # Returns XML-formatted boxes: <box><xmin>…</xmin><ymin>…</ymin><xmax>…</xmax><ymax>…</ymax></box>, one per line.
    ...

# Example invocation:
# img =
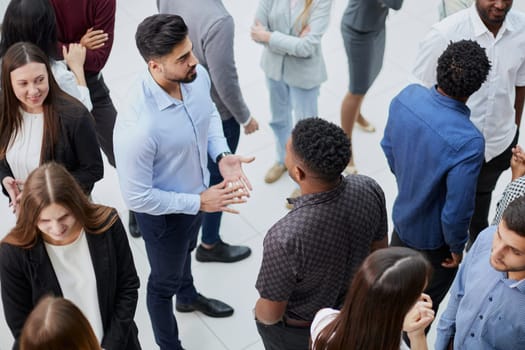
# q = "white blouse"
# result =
<box><xmin>5</xmin><ymin>110</ymin><xmax>43</xmax><ymax>180</ymax></box>
<box><xmin>45</xmin><ymin>230</ymin><xmax>104</xmax><ymax>343</ymax></box>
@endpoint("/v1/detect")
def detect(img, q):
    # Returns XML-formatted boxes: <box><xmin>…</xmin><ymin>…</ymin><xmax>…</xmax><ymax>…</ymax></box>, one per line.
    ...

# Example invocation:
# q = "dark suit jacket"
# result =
<box><xmin>0</xmin><ymin>100</ymin><xmax>103</xmax><ymax>195</ymax></box>
<box><xmin>0</xmin><ymin>216</ymin><xmax>141</xmax><ymax>350</ymax></box>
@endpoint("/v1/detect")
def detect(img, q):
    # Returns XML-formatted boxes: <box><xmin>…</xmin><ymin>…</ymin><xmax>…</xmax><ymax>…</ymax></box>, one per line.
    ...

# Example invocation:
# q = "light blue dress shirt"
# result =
<box><xmin>435</xmin><ymin>225</ymin><xmax>525</xmax><ymax>350</ymax></box>
<box><xmin>114</xmin><ymin>65</ymin><xmax>229</xmax><ymax>215</ymax></box>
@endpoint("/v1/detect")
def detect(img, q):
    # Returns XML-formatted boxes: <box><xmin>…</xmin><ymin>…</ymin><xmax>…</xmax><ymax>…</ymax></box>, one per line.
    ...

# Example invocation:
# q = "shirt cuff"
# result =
<box><xmin>242</xmin><ymin>116</ymin><xmax>253</xmax><ymax>127</ymax></box>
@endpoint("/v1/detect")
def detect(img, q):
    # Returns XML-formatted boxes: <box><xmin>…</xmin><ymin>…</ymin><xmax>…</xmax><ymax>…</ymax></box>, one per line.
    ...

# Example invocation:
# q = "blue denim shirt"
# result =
<box><xmin>435</xmin><ymin>225</ymin><xmax>525</xmax><ymax>350</ymax></box>
<box><xmin>114</xmin><ymin>65</ymin><xmax>229</xmax><ymax>215</ymax></box>
<box><xmin>381</xmin><ymin>84</ymin><xmax>484</xmax><ymax>253</ymax></box>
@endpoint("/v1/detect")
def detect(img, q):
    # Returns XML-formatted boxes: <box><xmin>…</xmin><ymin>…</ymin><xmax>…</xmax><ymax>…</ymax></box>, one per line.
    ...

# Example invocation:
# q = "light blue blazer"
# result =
<box><xmin>255</xmin><ymin>0</ymin><xmax>332</xmax><ymax>89</ymax></box>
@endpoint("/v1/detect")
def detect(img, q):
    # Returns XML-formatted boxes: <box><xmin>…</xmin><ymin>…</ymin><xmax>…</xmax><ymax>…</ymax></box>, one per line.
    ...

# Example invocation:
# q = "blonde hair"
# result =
<box><xmin>295</xmin><ymin>0</ymin><xmax>314</xmax><ymax>33</ymax></box>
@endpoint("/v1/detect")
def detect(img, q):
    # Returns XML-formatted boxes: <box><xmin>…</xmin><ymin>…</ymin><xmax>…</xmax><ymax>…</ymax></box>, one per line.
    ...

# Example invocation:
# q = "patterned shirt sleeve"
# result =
<box><xmin>255</xmin><ymin>226</ymin><xmax>297</xmax><ymax>301</ymax></box>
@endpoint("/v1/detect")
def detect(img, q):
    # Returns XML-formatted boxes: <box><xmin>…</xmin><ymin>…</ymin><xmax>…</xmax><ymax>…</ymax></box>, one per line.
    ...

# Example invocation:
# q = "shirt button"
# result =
<box><xmin>488</xmin><ymin>297</ymin><xmax>493</xmax><ymax>302</ymax></box>
<box><xmin>471</xmin><ymin>333</ymin><xmax>475</xmax><ymax>337</ymax></box>
<box><xmin>479</xmin><ymin>315</ymin><xmax>483</xmax><ymax>320</ymax></box>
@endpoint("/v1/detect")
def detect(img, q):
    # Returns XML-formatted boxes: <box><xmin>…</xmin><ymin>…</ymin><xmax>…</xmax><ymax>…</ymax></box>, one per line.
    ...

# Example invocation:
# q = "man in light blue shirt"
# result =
<box><xmin>435</xmin><ymin>196</ymin><xmax>525</xmax><ymax>350</ymax></box>
<box><xmin>114</xmin><ymin>14</ymin><xmax>254</xmax><ymax>350</ymax></box>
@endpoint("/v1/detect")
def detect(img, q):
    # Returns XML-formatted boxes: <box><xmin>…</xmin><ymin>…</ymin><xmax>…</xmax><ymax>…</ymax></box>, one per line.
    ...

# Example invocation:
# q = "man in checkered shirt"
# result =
<box><xmin>254</xmin><ymin>118</ymin><xmax>388</xmax><ymax>350</ymax></box>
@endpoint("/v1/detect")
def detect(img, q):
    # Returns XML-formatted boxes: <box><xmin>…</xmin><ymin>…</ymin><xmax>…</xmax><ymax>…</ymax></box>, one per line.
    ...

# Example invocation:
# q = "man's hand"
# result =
<box><xmin>251</xmin><ymin>21</ymin><xmax>271</xmax><ymax>43</ymax></box>
<box><xmin>442</xmin><ymin>252</ymin><xmax>463</xmax><ymax>268</ymax></box>
<box><xmin>2</xmin><ymin>176</ymin><xmax>23</xmax><ymax>215</ymax></box>
<box><xmin>200</xmin><ymin>180</ymin><xmax>248</xmax><ymax>214</ymax></box>
<box><xmin>244</xmin><ymin>118</ymin><xmax>259</xmax><ymax>135</ymax></box>
<box><xmin>218</xmin><ymin>154</ymin><xmax>255</xmax><ymax>194</ymax></box>
<box><xmin>80</xmin><ymin>27</ymin><xmax>109</xmax><ymax>50</ymax></box>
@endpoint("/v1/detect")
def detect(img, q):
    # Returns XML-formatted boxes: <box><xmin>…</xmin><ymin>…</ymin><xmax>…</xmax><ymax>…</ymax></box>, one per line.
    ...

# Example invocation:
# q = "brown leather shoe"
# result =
<box><xmin>264</xmin><ymin>163</ymin><xmax>287</xmax><ymax>183</ymax></box>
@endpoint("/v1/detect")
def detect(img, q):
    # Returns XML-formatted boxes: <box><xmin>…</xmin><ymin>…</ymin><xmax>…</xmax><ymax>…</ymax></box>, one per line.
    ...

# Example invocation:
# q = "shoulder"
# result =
<box><xmin>470</xmin><ymin>225</ymin><xmax>496</xmax><ymax>255</ymax></box>
<box><xmin>0</xmin><ymin>242</ymin><xmax>27</xmax><ymax>268</ymax></box>
<box><xmin>345</xmin><ymin>175</ymin><xmax>384</xmax><ymax>196</ymax></box>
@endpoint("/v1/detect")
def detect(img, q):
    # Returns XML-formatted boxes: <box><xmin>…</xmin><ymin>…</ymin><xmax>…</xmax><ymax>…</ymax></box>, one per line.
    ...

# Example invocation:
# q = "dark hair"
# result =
<box><xmin>135</xmin><ymin>14</ymin><xmax>188</xmax><ymax>62</ymax></box>
<box><xmin>436</xmin><ymin>40</ymin><xmax>491</xmax><ymax>98</ymax></box>
<box><xmin>291</xmin><ymin>117</ymin><xmax>351</xmax><ymax>182</ymax></box>
<box><xmin>312</xmin><ymin>247</ymin><xmax>432</xmax><ymax>350</ymax></box>
<box><xmin>0</xmin><ymin>0</ymin><xmax>58</xmax><ymax>58</ymax></box>
<box><xmin>502</xmin><ymin>196</ymin><xmax>525</xmax><ymax>237</ymax></box>
<box><xmin>2</xmin><ymin>162</ymin><xmax>117</xmax><ymax>248</ymax></box>
<box><xmin>20</xmin><ymin>296</ymin><xmax>101</xmax><ymax>350</ymax></box>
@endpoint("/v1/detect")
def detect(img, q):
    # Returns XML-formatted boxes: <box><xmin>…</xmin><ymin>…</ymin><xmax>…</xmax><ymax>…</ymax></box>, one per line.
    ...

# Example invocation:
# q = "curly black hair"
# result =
<box><xmin>437</xmin><ymin>40</ymin><xmax>491</xmax><ymax>98</ymax></box>
<box><xmin>291</xmin><ymin>118</ymin><xmax>351</xmax><ymax>182</ymax></box>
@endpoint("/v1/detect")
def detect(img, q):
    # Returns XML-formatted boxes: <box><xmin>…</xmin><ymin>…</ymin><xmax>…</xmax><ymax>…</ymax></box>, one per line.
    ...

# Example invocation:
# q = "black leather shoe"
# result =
<box><xmin>128</xmin><ymin>211</ymin><xmax>142</xmax><ymax>238</ymax></box>
<box><xmin>176</xmin><ymin>294</ymin><xmax>234</xmax><ymax>318</ymax></box>
<box><xmin>195</xmin><ymin>240</ymin><xmax>251</xmax><ymax>263</ymax></box>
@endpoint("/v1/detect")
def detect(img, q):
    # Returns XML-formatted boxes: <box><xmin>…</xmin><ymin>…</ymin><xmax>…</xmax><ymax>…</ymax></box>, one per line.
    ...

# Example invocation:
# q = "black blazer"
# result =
<box><xmin>0</xmin><ymin>101</ymin><xmax>103</xmax><ymax>195</ymax></box>
<box><xmin>0</xmin><ymin>216</ymin><xmax>141</xmax><ymax>350</ymax></box>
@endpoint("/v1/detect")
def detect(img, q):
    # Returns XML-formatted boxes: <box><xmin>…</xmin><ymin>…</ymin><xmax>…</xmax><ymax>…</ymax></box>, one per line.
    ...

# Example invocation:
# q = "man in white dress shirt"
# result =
<box><xmin>413</xmin><ymin>0</ymin><xmax>525</xmax><ymax>247</ymax></box>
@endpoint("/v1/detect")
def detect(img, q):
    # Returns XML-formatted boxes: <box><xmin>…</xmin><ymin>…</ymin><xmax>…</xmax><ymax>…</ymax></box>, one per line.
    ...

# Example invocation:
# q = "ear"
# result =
<box><xmin>148</xmin><ymin>59</ymin><xmax>161</xmax><ymax>73</ymax></box>
<box><xmin>295</xmin><ymin>165</ymin><xmax>306</xmax><ymax>182</ymax></box>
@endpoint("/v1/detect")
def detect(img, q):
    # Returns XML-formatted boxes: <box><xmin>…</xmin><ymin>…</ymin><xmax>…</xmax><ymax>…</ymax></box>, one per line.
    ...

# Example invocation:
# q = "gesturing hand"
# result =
<box><xmin>200</xmin><ymin>180</ymin><xmax>249</xmax><ymax>214</ymax></box>
<box><xmin>218</xmin><ymin>154</ymin><xmax>255</xmax><ymax>195</ymax></box>
<box><xmin>80</xmin><ymin>27</ymin><xmax>109</xmax><ymax>50</ymax></box>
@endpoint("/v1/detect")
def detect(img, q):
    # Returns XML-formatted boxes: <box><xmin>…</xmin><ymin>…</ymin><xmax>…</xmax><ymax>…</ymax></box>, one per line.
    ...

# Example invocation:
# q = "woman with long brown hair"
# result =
<box><xmin>20</xmin><ymin>296</ymin><xmax>101</xmax><ymax>350</ymax></box>
<box><xmin>0</xmin><ymin>42</ymin><xmax>102</xmax><ymax>215</ymax></box>
<box><xmin>311</xmin><ymin>247</ymin><xmax>434</xmax><ymax>350</ymax></box>
<box><xmin>0</xmin><ymin>162</ymin><xmax>140</xmax><ymax>350</ymax></box>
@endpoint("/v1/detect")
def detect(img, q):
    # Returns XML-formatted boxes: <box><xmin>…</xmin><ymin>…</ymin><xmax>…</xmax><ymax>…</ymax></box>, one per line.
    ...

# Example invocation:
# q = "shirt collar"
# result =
<box><xmin>143</xmin><ymin>69</ymin><xmax>183</xmax><ymax>111</ymax></box>
<box><xmin>288</xmin><ymin>176</ymin><xmax>346</xmax><ymax>209</ymax></box>
<box><xmin>430</xmin><ymin>86</ymin><xmax>470</xmax><ymax>117</ymax></box>
<box><xmin>469</xmin><ymin>4</ymin><xmax>514</xmax><ymax>37</ymax></box>
<box><xmin>501</xmin><ymin>273</ymin><xmax>525</xmax><ymax>294</ymax></box>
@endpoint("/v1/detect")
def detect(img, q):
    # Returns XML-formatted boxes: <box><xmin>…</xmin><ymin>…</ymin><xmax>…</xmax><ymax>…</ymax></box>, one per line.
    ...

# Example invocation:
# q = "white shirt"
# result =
<box><xmin>413</xmin><ymin>5</ymin><xmax>525</xmax><ymax>161</ymax></box>
<box><xmin>51</xmin><ymin>60</ymin><xmax>93</xmax><ymax>111</ymax></box>
<box><xmin>5</xmin><ymin>110</ymin><xmax>43</xmax><ymax>180</ymax></box>
<box><xmin>310</xmin><ymin>308</ymin><xmax>410</xmax><ymax>349</ymax></box>
<box><xmin>45</xmin><ymin>230</ymin><xmax>104</xmax><ymax>343</ymax></box>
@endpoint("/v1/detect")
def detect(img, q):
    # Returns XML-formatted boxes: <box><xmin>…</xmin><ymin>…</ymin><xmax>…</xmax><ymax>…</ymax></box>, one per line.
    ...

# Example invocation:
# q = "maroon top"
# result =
<box><xmin>50</xmin><ymin>0</ymin><xmax>116</xmax><ymax>73</ymax></box>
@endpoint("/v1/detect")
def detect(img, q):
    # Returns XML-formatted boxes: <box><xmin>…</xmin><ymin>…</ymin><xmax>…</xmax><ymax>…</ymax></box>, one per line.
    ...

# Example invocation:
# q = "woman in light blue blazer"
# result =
<box><xmin>251</xmin><ymin>0</ymin><xmax>332</xmax><ymax>193</ymax></box>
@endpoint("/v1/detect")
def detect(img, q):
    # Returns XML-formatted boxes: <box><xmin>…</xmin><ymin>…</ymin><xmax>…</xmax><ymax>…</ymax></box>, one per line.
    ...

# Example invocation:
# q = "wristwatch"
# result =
<box><xmin>216</xmin><ymin>151</ymin><xmax>232</xmax><ymax>164</ymax></box>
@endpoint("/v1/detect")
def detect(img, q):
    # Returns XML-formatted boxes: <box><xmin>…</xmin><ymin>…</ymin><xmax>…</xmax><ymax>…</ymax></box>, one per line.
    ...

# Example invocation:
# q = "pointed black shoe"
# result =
<box><xmin>195</xmin><ymin>240</ymin><xmax>251</xmax><ymax>263</ymax></box>
<box><xmin>176</xmin><ymin>294</ymin><xmax>234</xmax><ymax>318</ymax></box>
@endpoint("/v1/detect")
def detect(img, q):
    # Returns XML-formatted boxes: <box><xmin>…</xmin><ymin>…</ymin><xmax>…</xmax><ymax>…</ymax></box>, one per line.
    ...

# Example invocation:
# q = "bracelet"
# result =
<box><xmin>216</xmin><ymin>151</ymin><xmax>232</xmax><ymax>164</ymax></box>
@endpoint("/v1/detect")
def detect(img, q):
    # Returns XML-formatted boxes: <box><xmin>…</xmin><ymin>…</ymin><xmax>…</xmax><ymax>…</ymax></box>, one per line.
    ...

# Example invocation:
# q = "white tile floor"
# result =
<box><xmin>1</xmin><ymin>1</ymin><xmax>525</xmax><ymax>349</ymax></box>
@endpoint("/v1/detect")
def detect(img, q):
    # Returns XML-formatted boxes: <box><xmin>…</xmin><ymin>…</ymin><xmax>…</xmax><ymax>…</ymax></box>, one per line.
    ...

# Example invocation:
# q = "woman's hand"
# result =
<box><xmin>2</xmin><ymin>176</ymin><xmax>23</xmax><ymax>215</ymax></box>
<box><xmin>403</xmin><ymin>293</ymin><xmax>434</xmax><ymax>334</ymax></box>
<box><xmin>62</xmin><ymin>43</ymin><xmax>87</xmax><ymax>74</ymax></box>
<box><xmin>251</xmin><ymin>21</ymin><xmax>271</xmax><ymax>43</ymax></box>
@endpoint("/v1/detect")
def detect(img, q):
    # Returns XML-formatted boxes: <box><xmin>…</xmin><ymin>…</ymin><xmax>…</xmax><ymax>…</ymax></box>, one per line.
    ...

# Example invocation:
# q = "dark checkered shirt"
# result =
<box><xmin>492</xmin><ymin>175</ymin><xmax>525</xmax><ymax>225</ymax></box>
<box><xmin>256</xmin><ymin>175</ymin><xmax>387</xmax><ymax>321</ymax></box>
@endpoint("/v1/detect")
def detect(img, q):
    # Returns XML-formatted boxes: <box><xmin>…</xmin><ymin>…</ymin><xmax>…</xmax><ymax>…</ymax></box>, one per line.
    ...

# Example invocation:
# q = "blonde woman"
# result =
<box><xmin>251</xmin><ymin>0</ymin><xmax>332</xmax><ymax>196</ymax></box>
